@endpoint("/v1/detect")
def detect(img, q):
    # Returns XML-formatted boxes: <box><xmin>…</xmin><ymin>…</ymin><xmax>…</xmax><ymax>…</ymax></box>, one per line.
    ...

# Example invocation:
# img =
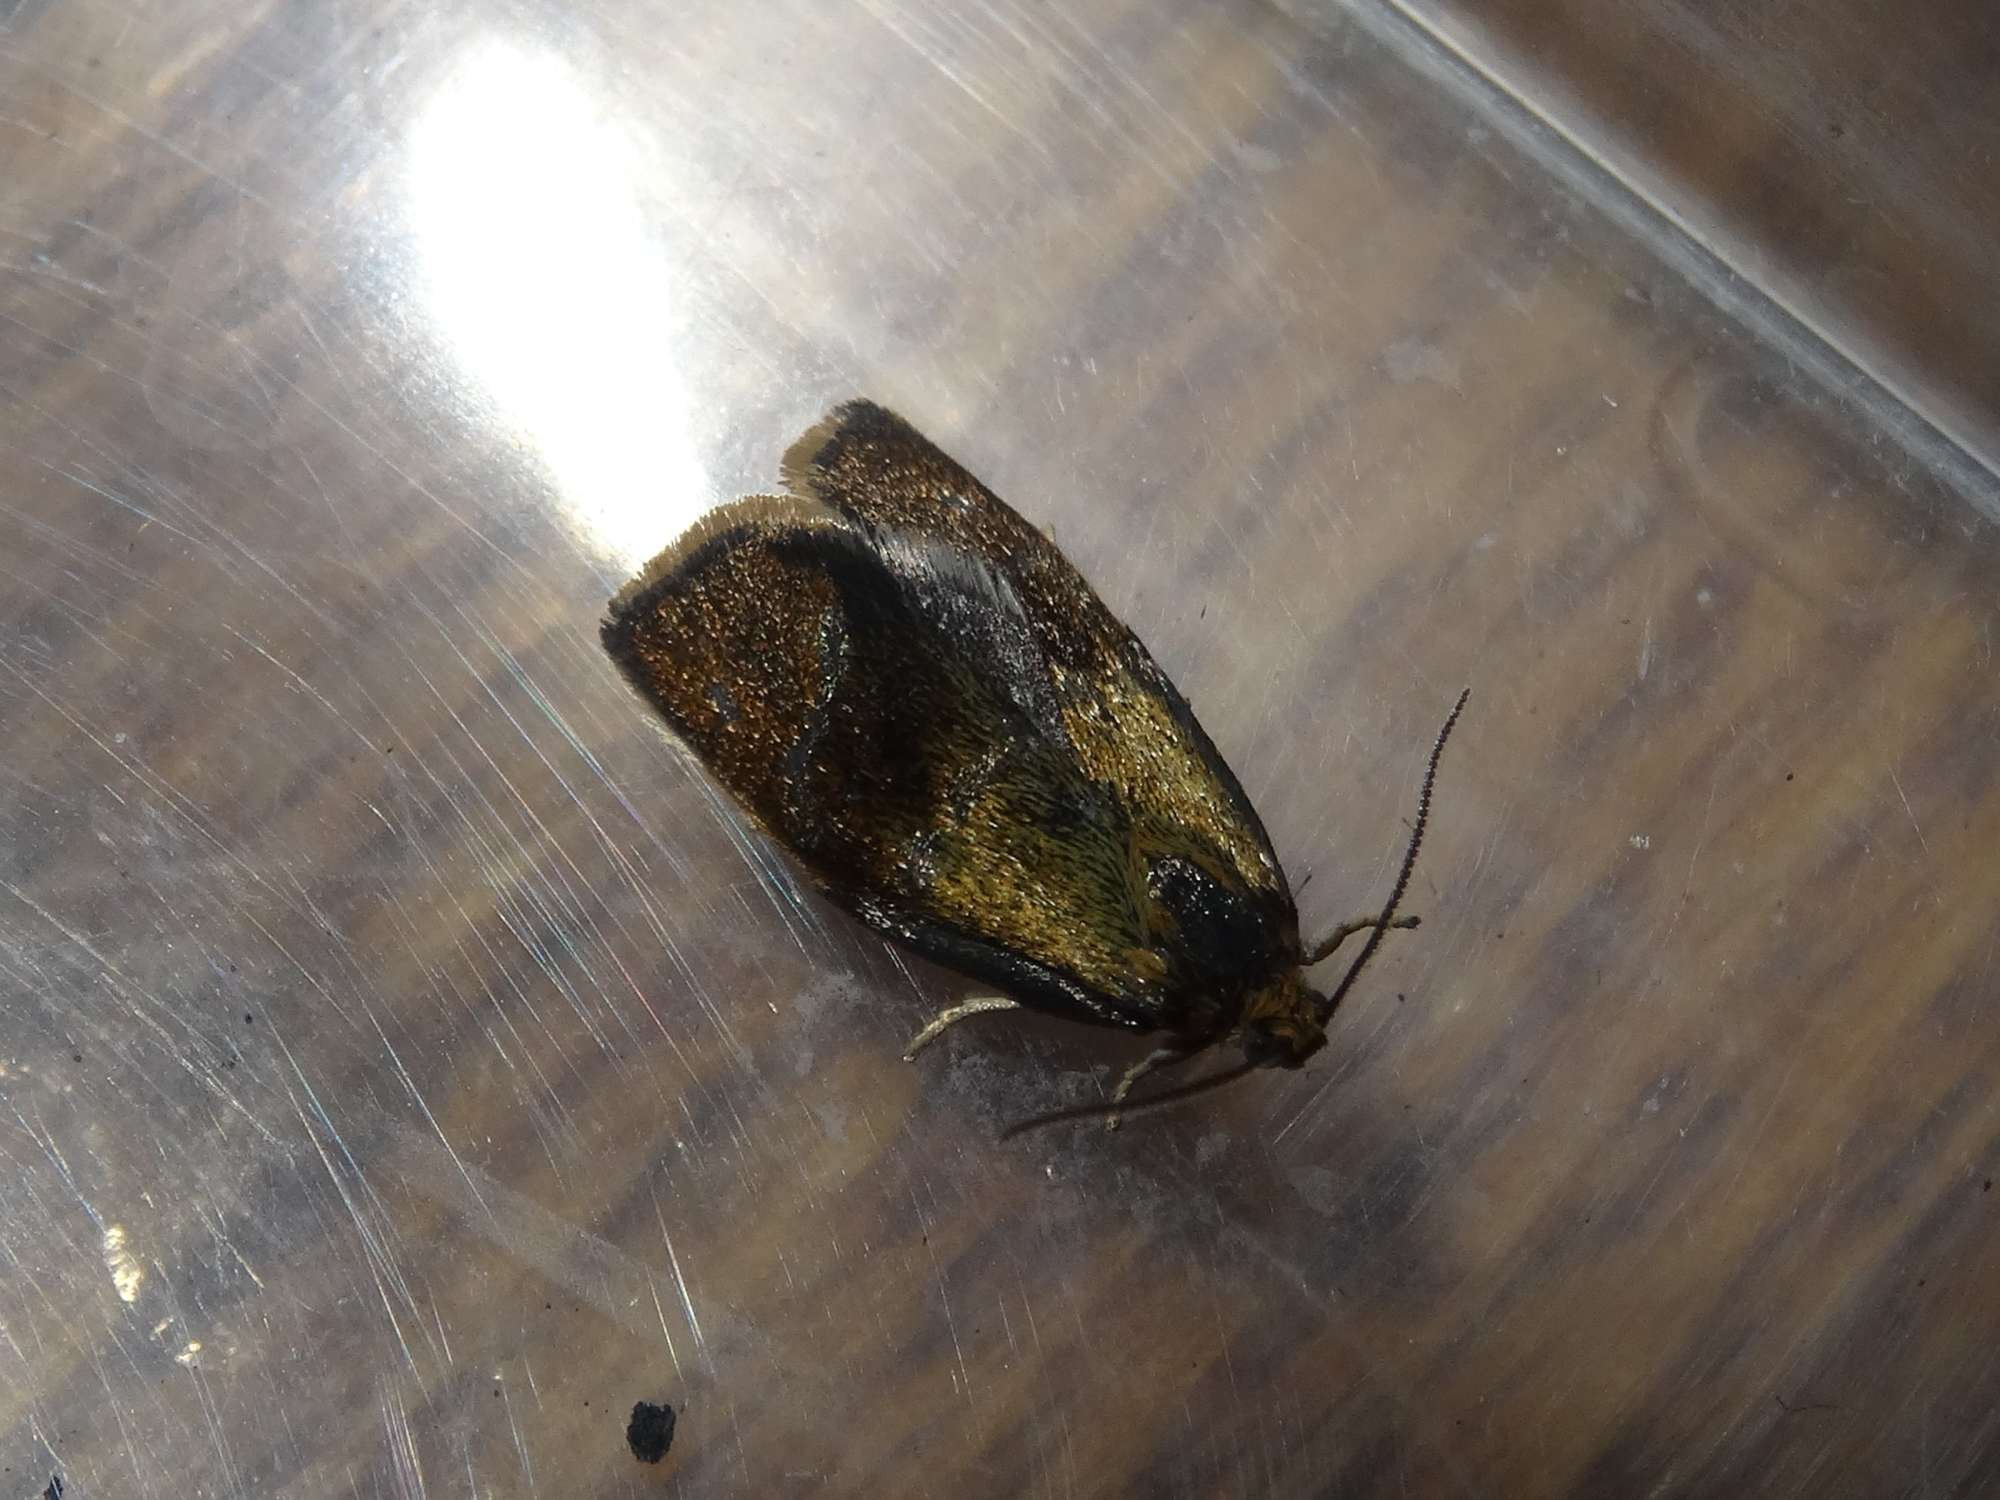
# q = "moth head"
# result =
<box><xmin>1238</xmin><ymin>973</ymin><xmax>1327</xmax><ymax>1069</ymax></box>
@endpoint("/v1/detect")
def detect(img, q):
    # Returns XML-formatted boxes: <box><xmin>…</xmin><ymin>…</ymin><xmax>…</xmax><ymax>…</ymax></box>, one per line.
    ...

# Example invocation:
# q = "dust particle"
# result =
<box><xmin>627</xmin><ymin>1400</ymin><xmax>676</xmax><ymax>1464</ymax></box>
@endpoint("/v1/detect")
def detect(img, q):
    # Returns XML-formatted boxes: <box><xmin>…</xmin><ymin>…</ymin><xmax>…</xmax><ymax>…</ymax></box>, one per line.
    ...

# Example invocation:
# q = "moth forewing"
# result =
<box><xmin>603</xmin><ymin>400</ymin><xmax>1459</xmax><ymax>1130</ymax></box>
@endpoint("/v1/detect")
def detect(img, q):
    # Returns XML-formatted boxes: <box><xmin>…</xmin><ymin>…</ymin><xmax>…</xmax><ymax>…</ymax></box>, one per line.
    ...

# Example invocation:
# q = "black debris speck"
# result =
<box><xmin>627</xmin><ymin>1400</ymin><xmax>676</xmax><ymax>1464</ymax></box>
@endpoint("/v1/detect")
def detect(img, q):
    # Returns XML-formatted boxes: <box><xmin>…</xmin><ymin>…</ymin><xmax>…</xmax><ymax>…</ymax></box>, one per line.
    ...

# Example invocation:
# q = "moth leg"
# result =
<box><xmin>903</xmin><ymin>996</ymin><xmax>1020</xmax><ymax>1061</ymax></box>
<box><xmin>1303</xmin><ymin>913</ymin><xmax>1420</xmax><ymax>967</ymax></box>
<box><xmin>1104</xmin><ymin>1043</ymin><xmax>1202</xmax><ymax>1132</ymax></box>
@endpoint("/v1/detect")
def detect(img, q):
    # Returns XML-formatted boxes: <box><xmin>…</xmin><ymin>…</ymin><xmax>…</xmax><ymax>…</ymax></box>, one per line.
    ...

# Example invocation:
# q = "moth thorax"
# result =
<box><xmin>1238</xmin><ymin>973</ymin><xmax>1327</xmax><ymax>1069</ymax></box>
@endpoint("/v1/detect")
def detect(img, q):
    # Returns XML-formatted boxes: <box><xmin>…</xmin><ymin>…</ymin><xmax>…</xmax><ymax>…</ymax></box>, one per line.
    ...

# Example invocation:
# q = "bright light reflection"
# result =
<box><xmin>407</xmin><ymin>42</ymin><xmax>704</xmax><ymax>569</ymax></box>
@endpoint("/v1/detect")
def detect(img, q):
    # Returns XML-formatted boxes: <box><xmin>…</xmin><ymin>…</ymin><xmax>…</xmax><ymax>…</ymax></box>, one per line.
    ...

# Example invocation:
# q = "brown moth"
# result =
<box><xmin>602</xmin><ymin>400</ymin><xmax>1466</xmax><ymax>1128</ymax></box>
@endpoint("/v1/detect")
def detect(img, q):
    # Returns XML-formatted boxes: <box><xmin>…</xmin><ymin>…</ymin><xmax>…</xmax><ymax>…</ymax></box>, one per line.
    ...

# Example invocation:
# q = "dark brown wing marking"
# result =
<box><xmin>782</xmin><ymin>400</ymin><xmax>1299</xmax><ymax>978</ymax></box>
<box><xmin>602</xmin><ymin>494</ymin><xmax>1168</xmax><ymax>1030</ymax></box>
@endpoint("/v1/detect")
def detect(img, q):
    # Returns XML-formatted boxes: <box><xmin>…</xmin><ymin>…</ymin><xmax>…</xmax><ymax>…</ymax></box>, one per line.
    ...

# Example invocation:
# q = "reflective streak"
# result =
<box><xmin>407</xmin><ymin>41</ymin><xmax>706</xmax><ymax>567</ymax></box>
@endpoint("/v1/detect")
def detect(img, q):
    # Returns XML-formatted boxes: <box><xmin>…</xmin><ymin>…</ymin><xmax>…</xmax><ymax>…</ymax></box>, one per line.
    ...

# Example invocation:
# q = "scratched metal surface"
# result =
<box><xmin>1377</xmin><ymin>0</ymin><xmax>2000</xmax><ymax>502</ymax></box>
<box><xmin>1</xmin><ymin>1</ymin><xmax>1996</xmax><ymax>1497</ymax></box>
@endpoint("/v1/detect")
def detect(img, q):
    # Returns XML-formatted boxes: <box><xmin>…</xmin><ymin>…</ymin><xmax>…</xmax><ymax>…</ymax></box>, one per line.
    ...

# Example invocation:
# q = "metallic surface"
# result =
<box><xmin>1</xmin><ymin>1</ymin><xmax>1996</xmax><ymax>1495</ymax></box>
<box><xmin>1379</xmin><ymin>0</ymin><xmax>2000</xmax><ymax>496</ymax></box>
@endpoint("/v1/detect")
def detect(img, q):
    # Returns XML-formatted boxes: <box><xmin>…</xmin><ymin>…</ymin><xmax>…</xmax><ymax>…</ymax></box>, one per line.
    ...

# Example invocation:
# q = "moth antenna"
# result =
<box><xmin>1315</xmin><ymin>687</ymin><xmax>1470</xmax><ymax>1026</ymax></box>
<box><xmin>999</xmin><ymin>1060</ymin><xmax>1261</xmax><ymax>1138</ymax></box>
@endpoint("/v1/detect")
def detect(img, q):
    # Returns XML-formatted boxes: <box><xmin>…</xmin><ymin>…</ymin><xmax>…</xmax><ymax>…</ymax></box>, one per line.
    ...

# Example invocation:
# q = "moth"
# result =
<box><xmin>602</xmin><ymin>400</ymin><xmax>1467</xmax><ymax>1128</ymax></box>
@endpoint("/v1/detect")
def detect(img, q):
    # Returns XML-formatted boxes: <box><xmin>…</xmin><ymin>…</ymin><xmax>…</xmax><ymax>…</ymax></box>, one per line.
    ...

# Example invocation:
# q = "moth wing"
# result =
<box><xmin>602</xmin><ymin>494</ymin><xmax>1167</xmax><ymax>1031</ymax></box>
<box><xmin>781</xmin><ymin>399</ymin><xmax>1294</xmax><ymax>919</ymax></box>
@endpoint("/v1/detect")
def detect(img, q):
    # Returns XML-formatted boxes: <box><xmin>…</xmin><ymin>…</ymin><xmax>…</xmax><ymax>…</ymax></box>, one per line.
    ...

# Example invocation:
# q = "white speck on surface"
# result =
<box><xmin>104</xmin><ymin>1224</ymin><xmax>144</xmax><ymax>1303</ymax></box>
<box><xmin>1630</xmin><ymin>835</ymin><xmax>1650</xmax><ymax>850</ymax></box>
<box><xmin>1641</xmin><ymin>1074</ymin><xmax>1672</xmax><ymax>1117</ymax></box>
